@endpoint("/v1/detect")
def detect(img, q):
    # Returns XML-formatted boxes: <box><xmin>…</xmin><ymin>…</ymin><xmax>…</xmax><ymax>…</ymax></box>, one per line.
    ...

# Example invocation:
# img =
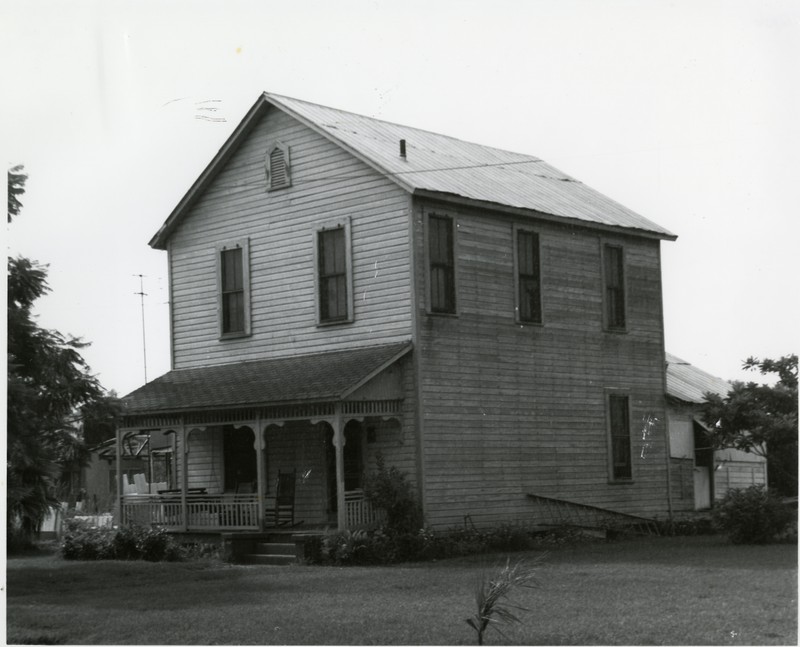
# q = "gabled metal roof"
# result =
<box><xmin>150</xmin><ymin>92</ymin><xmax>676</xmax><ymax>248</ymax></box>
<box><xmin>121</xmin><ymin>342</ymin><xmax>411</xmax><ymax>414</ymax></box>
<box><xmin>666</xmin><ymin>352</ymin><xmax>732</xmax><ymax>404</ymax></box>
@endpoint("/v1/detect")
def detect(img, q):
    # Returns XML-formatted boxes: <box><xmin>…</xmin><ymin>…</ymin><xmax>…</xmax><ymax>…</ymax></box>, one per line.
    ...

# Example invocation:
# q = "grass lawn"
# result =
<box><xmin>6</xmin><ymin>535</ymin><xmax>797</xmax><ymax>645</ymax></box>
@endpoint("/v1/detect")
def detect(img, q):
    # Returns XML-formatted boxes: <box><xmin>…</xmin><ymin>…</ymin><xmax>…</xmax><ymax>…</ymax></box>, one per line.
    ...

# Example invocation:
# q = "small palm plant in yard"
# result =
<box><xmin>465</xmin><ymin>553</ymin><xmax>547</xmax><ymax>645</ymax></box>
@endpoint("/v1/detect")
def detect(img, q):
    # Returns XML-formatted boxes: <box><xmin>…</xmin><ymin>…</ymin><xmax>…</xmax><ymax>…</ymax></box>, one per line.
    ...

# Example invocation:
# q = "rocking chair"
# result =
<box><xmin>270</xmin><ymin>469</ymin><xmax>302</xmax><ymax>527</ymax></box>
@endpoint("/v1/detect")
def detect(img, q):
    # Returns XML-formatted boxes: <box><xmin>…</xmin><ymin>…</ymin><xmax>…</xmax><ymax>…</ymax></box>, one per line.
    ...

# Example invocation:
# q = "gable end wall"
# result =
<box><xmin>167</xmin><ymin>107</ymin><xmax>413</xmax><ymax>368</ymax></box>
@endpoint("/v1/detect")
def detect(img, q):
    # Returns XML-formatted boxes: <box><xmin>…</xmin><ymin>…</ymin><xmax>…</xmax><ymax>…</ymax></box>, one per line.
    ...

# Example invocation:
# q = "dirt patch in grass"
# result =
<box><xmin>6</xmin><ymin>535</ymin><xmax>797</xmax><ymax>645</ymax></box>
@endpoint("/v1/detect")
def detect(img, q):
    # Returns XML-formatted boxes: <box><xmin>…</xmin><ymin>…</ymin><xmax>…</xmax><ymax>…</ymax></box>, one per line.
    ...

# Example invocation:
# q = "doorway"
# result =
<box><xmin>222</xmin><ymin>425</ymin><xmax>256</xmax><ymax>492</ymax></box>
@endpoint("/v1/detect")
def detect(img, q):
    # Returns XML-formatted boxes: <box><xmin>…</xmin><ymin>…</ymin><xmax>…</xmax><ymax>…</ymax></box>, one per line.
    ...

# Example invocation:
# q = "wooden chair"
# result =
<box><xmin>272</xmin><ymin>469</ymin><xmax>300</xmax><ymax>527</ymax></box>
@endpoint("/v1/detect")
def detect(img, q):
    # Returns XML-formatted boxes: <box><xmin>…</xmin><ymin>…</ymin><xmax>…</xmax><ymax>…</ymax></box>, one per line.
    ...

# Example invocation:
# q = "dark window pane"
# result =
<box><xmin>318</xmin><ymin>228</ymin><xmax>348</xmax><ymax>322</ymax></box>
<box><xmin>220</xmin><ymin>247</ymin><xmax>245</xmax><ymax>334</ymax></box>
<box><xmin>604</xmin><ymin>245</ymin><xmax>625</xmax><ymax>329</ymax></box>
<box><xmin>609</xmin><ymin>395</ymin><xmax>631</xmax><ymax>480</ymax></box>
<box><xmin>517</xmin><ymin>231</ymin><xmax>541</xmax><ymax>323</ymax></box>
<box><xmin>429</xmin><ymin>215</ymin><xmax>455</xmax><ymax>313</ymax></box>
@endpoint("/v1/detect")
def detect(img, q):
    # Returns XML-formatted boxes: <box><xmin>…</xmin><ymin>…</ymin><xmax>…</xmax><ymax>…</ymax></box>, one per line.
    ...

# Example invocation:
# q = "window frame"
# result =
<box><xmin>265</xmin><ymin>140</ymin><xmax>292</xmax><ymax>191</ymax></box>
<box><xmin>602</xmin><ymin>242</ymin><xmax>627</xmax><ymax>332</ymax></box>
<box><xmin>513</xmin><ymin>224</ymin><xmax>543</xmax><ymax>325</ymax></box>
<box><xmin>425</xmin><ymin>212</ymin><xmax>458</xmax><ymax>315</ymax></box>
<box><xmin>606</xmin><ymin>391</ymin><xmax>633</xmax><ymax>483</ymax></box>
<box><xmin>216</xmin><ymin>238</ymin><xmax>251</xmax><ymax>339</ymax></box>
<box><xmin>314</xmin><ymin>218</ymin><xmax>354</xmax><ymax>326</ymax></box>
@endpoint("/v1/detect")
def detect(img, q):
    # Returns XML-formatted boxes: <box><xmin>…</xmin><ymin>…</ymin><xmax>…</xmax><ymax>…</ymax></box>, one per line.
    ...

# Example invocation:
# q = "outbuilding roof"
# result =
<box><xmin>121</xmin><ymin>342</ymin><xmax>411</xmax><ymax>414</ymax></box>
<box><xmin>665</xmin><ymin>352</ymin><xmax>732</xmax><ymax>404</ymax></box>
<box><xmin>150</xmin><ymin>92</ymin><xmax>676</xmax><ymax>248</ymax></box>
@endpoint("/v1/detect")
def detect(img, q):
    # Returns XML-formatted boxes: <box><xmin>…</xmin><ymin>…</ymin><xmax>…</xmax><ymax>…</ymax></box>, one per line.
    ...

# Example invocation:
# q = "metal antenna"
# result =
<box><xmin>134</xmin><ymin>274</ymin><xmax>148</xmax><ymax>383</ymax></box>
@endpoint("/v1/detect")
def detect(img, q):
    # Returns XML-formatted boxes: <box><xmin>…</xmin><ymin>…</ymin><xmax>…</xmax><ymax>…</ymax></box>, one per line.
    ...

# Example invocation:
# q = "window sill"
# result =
<box><xmin>219</xmin><ymin>331</ymin><xmax>251</xmax><ymax>341</ymax></box>
<box><xmin>604</xmin><ymin>327</ymin><xmax>628</xmax><ymax>335</ymax></box>
<box><xmin>515</xmin><ymin>319</ymin><xmax>544</xmax><ymax>328</ymax></box>
<box><xmin>426</xmin><ymin>310</ymin><xmax>459</xmax><ymax>318</ymax></box>
<box><xmin>316</xmin><ymin>318</ymin><xmax>354</xmax><ymax>328</ymax></box>
<box><xmin>608</xmin><ymin>479</ymin><xmax>634</xmax><ymax>485</ymax></box>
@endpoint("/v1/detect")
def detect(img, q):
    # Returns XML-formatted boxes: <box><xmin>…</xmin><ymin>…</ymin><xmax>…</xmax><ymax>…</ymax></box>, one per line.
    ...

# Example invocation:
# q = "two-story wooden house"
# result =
<box><xmin>118</xmin><ymin>92</ymin><xmax>677</xmax><ymax>534</ymax></box>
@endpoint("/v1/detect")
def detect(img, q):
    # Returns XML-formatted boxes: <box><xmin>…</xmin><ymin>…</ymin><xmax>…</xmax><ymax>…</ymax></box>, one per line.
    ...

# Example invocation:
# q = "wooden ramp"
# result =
<box><xmin>526</xmin><ymin>494</ymin><xmax>659</xmax><ymax>536</ymax></box>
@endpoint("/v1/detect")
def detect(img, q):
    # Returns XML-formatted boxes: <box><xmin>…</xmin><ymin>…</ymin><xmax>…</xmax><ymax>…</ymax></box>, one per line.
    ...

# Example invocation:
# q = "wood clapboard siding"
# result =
<box><xmin>669</xmin><ymin>457</ymin><xmax>697</xmax><ymax>513</ymax></box>
<box><xmin>413</xmin><ymin>200</ymin><xmax>670</xmax><ymax>528</ymax></box>
<box><xmin>176</xmin><ymin>427</ymin><xmax>225</xmax><ymax>494</ymax></box>
<box><xmin>265</xmin><ymin>422</ymin><xmax>328</xmax><ymax>524</ymax></box>
<box><xmin>715</xmin><ymin>462</ymin><xmax>767</xmax><ymax>498</ymax></box>
<box><xmin>168</xmin><ymin>107</ymin><xmax>413</xmax><ymax>369</ymax></box>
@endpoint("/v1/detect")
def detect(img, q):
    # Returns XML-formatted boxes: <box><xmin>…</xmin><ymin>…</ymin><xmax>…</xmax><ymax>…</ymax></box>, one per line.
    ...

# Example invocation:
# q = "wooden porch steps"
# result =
<box><xmin>246</xmin><ymin>541</ymin><xmax>297</xmax><ymax>566</ymax></box>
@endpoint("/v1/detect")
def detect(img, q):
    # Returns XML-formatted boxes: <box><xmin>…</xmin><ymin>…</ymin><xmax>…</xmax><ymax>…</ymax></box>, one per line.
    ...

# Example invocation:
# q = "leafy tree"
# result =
<box><xmin>8</xmin><ymin>163</ymin><xmax>27</xmax><ymax>222</ymax></box>
<box><xmin>80</xmin><ymin>392</ymin><xmax>124</xmax><ymax>448</ymax></box>
<box><xmin>7</xmin><ymin>165</ymin><xmax>106</xmax><ymax>548</ymax></box>
<box><xmin>702</xmin><ymin>355</ymin><xmax>798</xmax><ymax>497</ymax></box>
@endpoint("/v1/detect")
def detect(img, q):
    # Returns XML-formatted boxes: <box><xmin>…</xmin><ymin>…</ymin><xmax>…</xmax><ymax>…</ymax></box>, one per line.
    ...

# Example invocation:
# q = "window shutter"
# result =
<box><xmin>266</xmin><ymin>142</ymin><xmax>291</xmax><ymax>191</ymax></box>
<box><xmin>270</xmin><ymin>148</ymin><xmax>287</xmax><ymax>187</ymax></box>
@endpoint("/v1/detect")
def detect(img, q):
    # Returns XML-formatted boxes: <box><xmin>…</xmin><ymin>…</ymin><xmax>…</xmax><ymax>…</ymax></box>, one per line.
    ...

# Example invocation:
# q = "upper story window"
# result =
<box><xmin>217</xmin><ymin>239</ymin><xmax>250</xmax><ymax>338</ymax></box>
<box><xmin>514</xmin><ymin>227</ymin><xmax>542</xmax><ymax>324</ymax></box>
<box><xmin>608</xmin><ymin>393</ymin><xmax>632</xmax><ymax>481</ymax></box>
<box><xmin>316</xmin><ymin>219</ymin><xmax>353</xmax><ymax>325</ymax></box>
<box><xmin>427</xmin><ymin>213</ymin><xmax>456</xmax><ymax>314</ymax></box>
<box><xmin>603</xmin><ymin>243</ymin><xmax>626</xmax><ymax>331</ymax></box>
<box><xmin>266</xmin><ymin>141</ymin><xmax>291</xmax><ymax>191</ymax></box>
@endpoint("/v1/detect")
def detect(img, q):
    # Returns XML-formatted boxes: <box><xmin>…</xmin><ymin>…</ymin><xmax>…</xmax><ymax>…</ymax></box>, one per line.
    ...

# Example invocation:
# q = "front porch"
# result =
<box><xmin>117</xmin><ymin>342</ymin><xmax>413</xmax><ymax>533</ymax></box>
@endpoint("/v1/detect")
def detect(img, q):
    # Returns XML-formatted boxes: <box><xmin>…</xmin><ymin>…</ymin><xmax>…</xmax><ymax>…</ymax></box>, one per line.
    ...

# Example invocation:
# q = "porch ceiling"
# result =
<box><xmin>121</xmin><ymin>342</ymin><xmax>411</xmax><ymax>415</ymax></box>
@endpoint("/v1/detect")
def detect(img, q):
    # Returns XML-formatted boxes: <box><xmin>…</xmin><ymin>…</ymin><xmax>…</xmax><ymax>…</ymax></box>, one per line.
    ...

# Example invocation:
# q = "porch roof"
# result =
<box><xmin>121</xmin><ymin>342</ymin><xmax>411</xmax><ymax>415</ymax></box>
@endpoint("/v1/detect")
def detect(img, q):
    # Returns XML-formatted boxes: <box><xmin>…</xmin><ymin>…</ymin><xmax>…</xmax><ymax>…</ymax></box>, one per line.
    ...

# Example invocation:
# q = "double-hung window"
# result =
<box><xmin>428</xmin><ymin>213</ymin><xmax>456</xmax><ymax>314</ymax></box>
<box><xmin>515</xmin><ymin>227</ymin><xmax>542</xmax><ymax>324</ymax></box>
<box><xmin>316</xmin><ymin>219</ymin><xmax>353</xmax><ymax>324</ymax></box>
<box><xmin>608</xmin><ymin>393</ymin><xmax>632</xmax><ymax>481</ymax></box>
<box><xmin>603</xmin><ymin>243</ymin><xmax>626</xmax><ymax>331</ymax></box>
<box><xmin>218</xmin><ymin>239</ymin><xmax>251</xmax><ymax>338</ymax></box>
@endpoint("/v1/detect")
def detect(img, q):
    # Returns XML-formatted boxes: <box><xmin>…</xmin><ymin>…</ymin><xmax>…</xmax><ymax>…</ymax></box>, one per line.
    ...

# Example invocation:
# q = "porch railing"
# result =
<box><xmin>121</xmin><ymin>493</ymin><xmax>260</xmax><ymax>530</ymax></box>
<box><xmin>122</xmin><ymin>491</ymin><xmax>383</xmax><ymax>531</ymax></box>
<box><xmin>344</xmin><ymin>489</ymin><xmax>385</xmax><ymax>529</ymax></box>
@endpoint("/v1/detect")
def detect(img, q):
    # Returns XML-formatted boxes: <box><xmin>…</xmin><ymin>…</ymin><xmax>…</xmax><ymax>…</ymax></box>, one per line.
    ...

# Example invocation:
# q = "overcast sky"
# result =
<box><xmin>4</xmin><ymin>0</ymin><xmax>799</xmax><ymax>397</ymax></box>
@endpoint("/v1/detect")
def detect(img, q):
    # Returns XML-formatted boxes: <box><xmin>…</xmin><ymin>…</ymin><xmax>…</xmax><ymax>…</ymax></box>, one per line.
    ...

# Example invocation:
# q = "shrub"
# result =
<box><xmin>712</xmin><ymin>486</ymin><xmax>792</xmax><ymax>544</ymax></box>
<box><xmin>61</xmin><ymin>521</ymin><xmax>181</xmax><ymax>561</ymax></box>
<box><xmin>61</xmin><ymin>519</ymin><xmax>116</xmax><ymax>560</ymax></box>
<box><xmin>137</xmin><ymin>526</ymin><xmax>181</xmax><ymax>561</ymax></box>
<box><xmin>310</xmin><ymin>523</ymin><xmax>567</xmax><ymax>566</ymax></box>
<box><xmin>654</xmin><ymin>516</ymin><xmax>716</xmax><ymax>537</ymax></box>
<box><xmin>363</xmin><ymin>453</ymin><xmax>424</xmax><ymax>535</ymax></box>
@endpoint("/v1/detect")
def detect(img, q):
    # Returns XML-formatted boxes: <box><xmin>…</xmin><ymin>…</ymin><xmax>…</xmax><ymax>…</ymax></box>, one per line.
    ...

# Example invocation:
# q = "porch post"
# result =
<box><xmin>180</xmin><ymin>419</ymin><xmax>188</xmax><ymax>532</ymax></box>
<box><xmin>333</xmin><ymin>403</ymin><xmax>347</xmax><ymax>530</ymax></box>
<box><xmin>254</xmin><ymin>415</ymin><xmax>266</xmax><ymax>529</ymax></box>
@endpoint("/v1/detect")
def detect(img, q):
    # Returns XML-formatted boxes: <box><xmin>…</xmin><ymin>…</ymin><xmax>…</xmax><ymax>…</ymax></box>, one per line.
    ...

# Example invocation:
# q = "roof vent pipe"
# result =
<box><xmin>399</xmin><ymin>139</ymin><xmax>406</xmax><ymax>159</ymax></box>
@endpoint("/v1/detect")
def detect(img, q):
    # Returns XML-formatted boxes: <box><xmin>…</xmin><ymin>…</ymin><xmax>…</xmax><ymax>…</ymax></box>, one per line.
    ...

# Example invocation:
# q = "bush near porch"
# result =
<box><xmin>7</xmin><ymin>535</ymin><xmax>796</xmax><ymax>645</ymax></box>
<box><xmin>308</xmin><ymin>524</ymin><xmax>589</xmax><ymax>566</ymax></box>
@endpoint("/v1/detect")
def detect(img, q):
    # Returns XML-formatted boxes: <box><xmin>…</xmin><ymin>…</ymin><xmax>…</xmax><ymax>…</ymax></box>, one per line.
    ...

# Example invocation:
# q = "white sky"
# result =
<box><xmin>4</xmin><ymin>0</ymin><xmax>799</xmax><ymax>397</ymax></box>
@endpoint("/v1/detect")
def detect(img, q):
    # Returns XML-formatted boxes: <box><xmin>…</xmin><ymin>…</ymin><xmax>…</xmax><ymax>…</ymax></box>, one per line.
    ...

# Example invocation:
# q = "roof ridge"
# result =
<box><xmin>264</xmin><ymin>91</ymin><xmax>545</xmax><ymax>163</ymax></box>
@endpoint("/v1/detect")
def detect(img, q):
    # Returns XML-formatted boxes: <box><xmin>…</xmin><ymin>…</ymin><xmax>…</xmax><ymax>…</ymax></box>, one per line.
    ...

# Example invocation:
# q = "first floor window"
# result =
<box><xmin>608</xmin><ymin>394</ymin><xmax>632</xmax><ymax>480</ymax></box>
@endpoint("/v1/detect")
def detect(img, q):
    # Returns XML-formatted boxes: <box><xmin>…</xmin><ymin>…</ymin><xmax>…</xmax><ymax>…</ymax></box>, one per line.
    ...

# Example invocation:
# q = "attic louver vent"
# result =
<box><xmin>266</xmin><ymin>142</ymin><xmax>291</xmax><ymax>191</ymax></box>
